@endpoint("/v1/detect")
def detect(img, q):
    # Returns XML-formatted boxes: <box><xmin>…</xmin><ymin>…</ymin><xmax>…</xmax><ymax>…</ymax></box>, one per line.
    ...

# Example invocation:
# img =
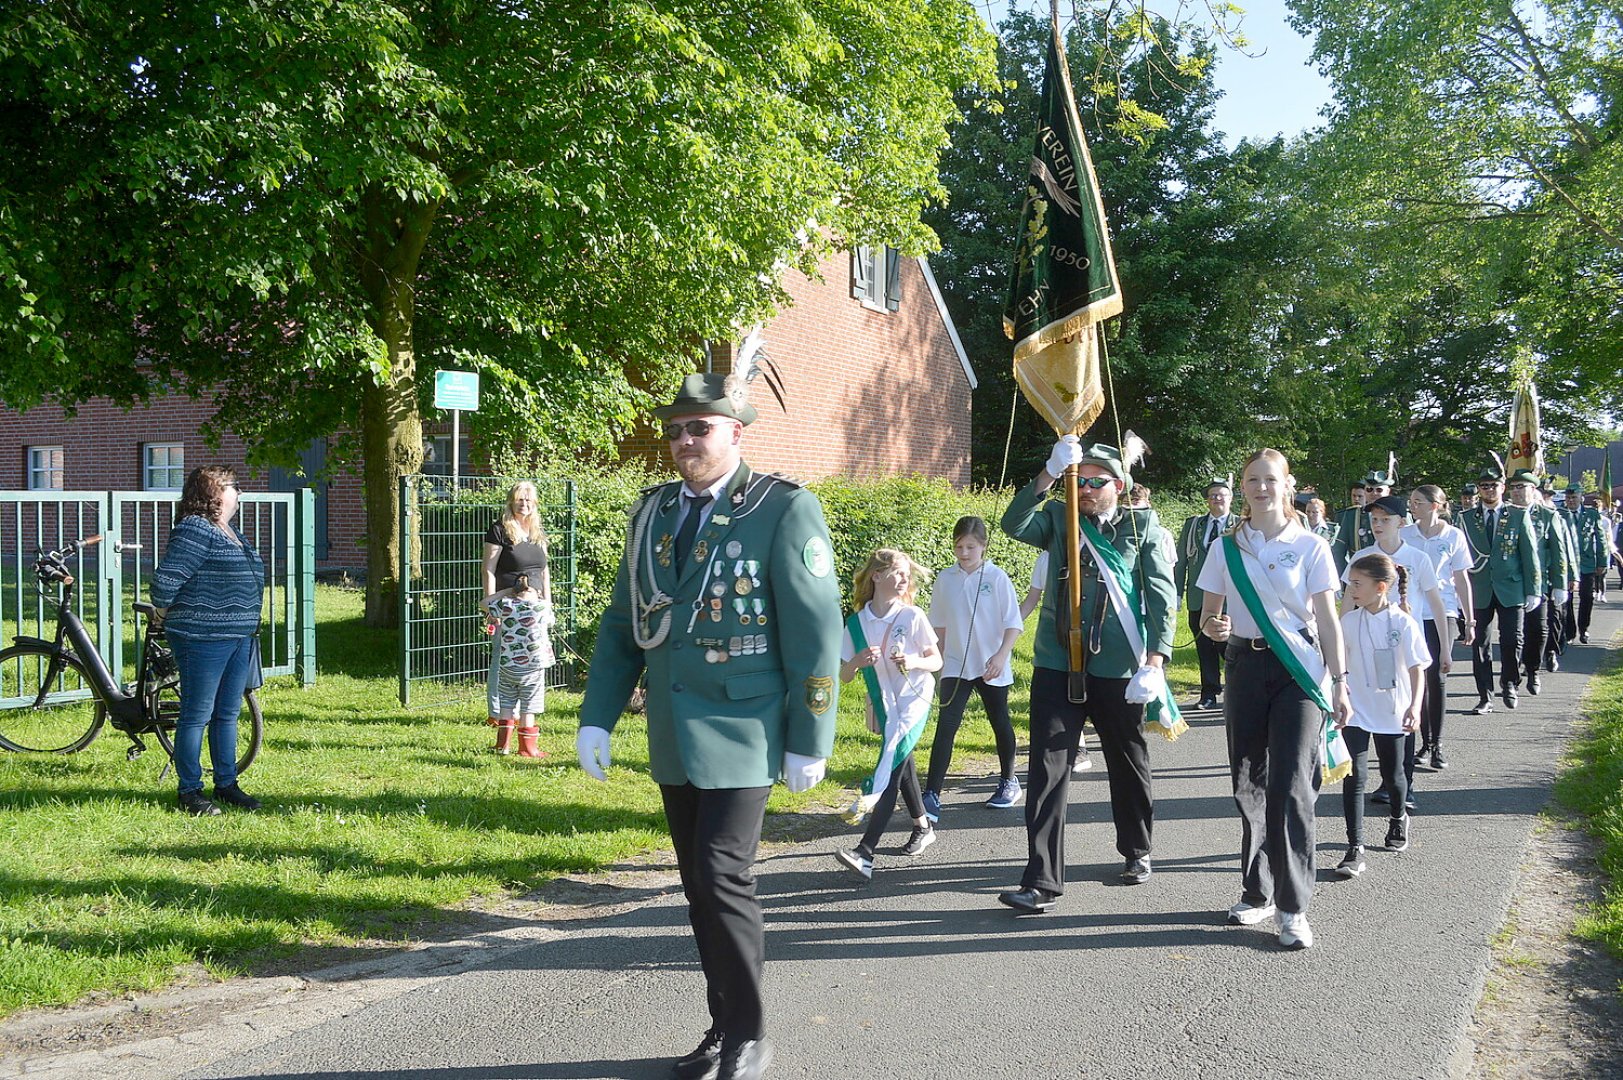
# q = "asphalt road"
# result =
<box><xmin>13</xmin><ymin>603</ymin><xmax>1620</xmax><ymax>1080</ymax></box>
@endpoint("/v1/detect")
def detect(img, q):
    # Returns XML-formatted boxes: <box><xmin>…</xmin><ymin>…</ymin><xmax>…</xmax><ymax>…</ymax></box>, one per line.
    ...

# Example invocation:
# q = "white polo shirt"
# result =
<box><xmin>1342</xmin><ymin>603</ymin><xmax>1429</xmax><ymax>734</ymax></box>
<box><xmin>928</xmin><ymin>561</ymin><xmax>1023</xmax><ymax>686</ymax></box>
<box><xmin>1195</xmin><ymin>518</ymin><xmax>1338</xmax><ymax>638</ymax></box>
<box><xmin>1342</xmin><ymin>541</ymin><xmax>1440</xmax><ymax>620</ymax></box>
<box><xmin>1400</xmin><ymin>523</ymin><xmax>1473</xmax><ymax>614</ymax></box>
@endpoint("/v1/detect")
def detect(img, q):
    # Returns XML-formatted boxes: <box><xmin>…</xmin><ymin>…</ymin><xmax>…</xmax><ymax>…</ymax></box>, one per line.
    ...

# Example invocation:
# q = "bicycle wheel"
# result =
<box><xmin>0</xmin><ymin>644</ymin><xmax>107</xmax><ymax>753</ymax></box>
<box><xmin>153</xmin><ymin>688</ymin><xmax>263</xmax><ymax>778</ymax></box>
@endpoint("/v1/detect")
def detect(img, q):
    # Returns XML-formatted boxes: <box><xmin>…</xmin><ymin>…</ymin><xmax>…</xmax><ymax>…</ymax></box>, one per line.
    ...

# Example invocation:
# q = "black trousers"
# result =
<box><xmin>926</xmin><ymin>677</ymin><xmax>1016</xmax><ymax>792</ymax></box>
<box><xmin>660</xmin><ymin>783</ymin><xmax>772</xmax><ymax>1042</ymax></box>
<box><xmin>1022</xmin><ymin>667</ymin><xmax>1152</xmax><ymax>895</ymax></box>
<box><xmin>1188</xmin><ymin>609</ymin><xmax>1225</xmax><ymax>699</ymax></box>
<box><xmin>1340</xmin><ymin>726</ymin><xmax>1406</xmax><ymax>846</ymax></box>
<box><xmin>859</xmin><ymin>753</ymin><xmax>924</xmax><ymax>853</ymax></box>
<box><xmin>1580</xmin><ymin>570</ymin><xmax>1604</xmax><ymax>633</ymax></box>
<box><xmin>1522</xmin><ymin>599</ymin><xmax>1549</xmax><ymax>681</ymax></box>
<box><xmin>1561</xmin><ymin>589</ymin><xmax>1577</xmax><ymax>644</ymax></box>
<box><xmin>1472</xmin><ymin>597</ymin><xmax>1524</xmax><ymax>694</ymax></box>
<box><xmin>1420</xmin><ymin>619</ymin><xmax>1445</xmax><ymax>750</ymax></box>
<box><xmin>1224</xmin><ymin>644</ymin><xmax>1322</xmax><ymax>916</ymax></box>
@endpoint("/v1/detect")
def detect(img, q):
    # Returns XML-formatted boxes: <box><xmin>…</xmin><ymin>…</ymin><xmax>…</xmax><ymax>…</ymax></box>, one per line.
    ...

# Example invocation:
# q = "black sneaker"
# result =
<box><xmin>178</xmin><ymin>789</ymin><xmax>221</xmax><ymax>817</ymax></box>
<box><xmin>1369</xmin><ymin>787</ymin><xmax>1391</xmax><ymax>805</ymax></box>
<box><xmin>897</xmin><ymin>824</ymin><xmax>936</xmax><ymax>857</ymax></box>
<box><xmin>1579</xmin><ymin>631</ymin><xmax>1590</xmax><ymax>644</ymax></box>
<box><xmin>1334</xmin><ymin>845</ymin><xmax>1366</xmax><ymax>878</ymax></box>
<box><xmin>212</xmin><ymin>784</ymin><xmax>261</xmax><ymax>811</ymax></box>
<box><xmin>1385</xmin><ymin>815</ymin><xmax>1410</xmax><ymax>852</ymax></box>
<box><xmin>1431</xmin><ymin>747</ymin><xmax>1448</xmax><ymax>770</ymax></box>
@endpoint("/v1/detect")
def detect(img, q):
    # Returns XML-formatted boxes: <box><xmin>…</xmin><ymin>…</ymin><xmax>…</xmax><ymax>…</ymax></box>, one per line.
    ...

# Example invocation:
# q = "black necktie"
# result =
<box><xmin>673</xmin><ymin>493</ymin><xmax>712</xmax><ymax>566</ymax></box>
<box><xmin>1205</xmin><ymin>516</ymin><xmax>1219</xmax><ymax>546</ymax></box>
<box><xmin>1487</xmin><ymin>508</ymin><xmax>1497</xmax><ymax>543</ymax></box>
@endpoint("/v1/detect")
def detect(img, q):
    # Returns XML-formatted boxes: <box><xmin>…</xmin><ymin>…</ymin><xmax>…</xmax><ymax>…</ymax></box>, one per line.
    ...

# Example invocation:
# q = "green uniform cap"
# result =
<box><xmin>1507</xmin><ymin>468</ymin><xmax>1540</xmax><ymax>486</ymax></box>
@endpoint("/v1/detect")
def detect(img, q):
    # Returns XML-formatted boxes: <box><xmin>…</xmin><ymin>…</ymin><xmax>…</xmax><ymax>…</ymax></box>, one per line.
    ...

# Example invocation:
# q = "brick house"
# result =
<box><xmin>1</xmin><ymin>248</ymin><xmax>976</xmax><ymax>570</ymax></box>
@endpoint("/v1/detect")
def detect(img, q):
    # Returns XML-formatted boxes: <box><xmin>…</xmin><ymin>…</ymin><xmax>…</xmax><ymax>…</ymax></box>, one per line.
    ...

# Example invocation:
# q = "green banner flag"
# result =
<box><xmin>1003</xmin><ymin>18</ymin><xmax>1123</xmax><ymax>437</ymax></box>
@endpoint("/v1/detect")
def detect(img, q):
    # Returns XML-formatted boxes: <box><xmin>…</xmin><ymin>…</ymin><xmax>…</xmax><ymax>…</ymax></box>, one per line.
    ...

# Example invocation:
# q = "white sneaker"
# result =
<box><xmin>1226</xmin><ymin>899</ymin><xmax>1276</xmax><ymax>926</ymax></box>
<box><xmin>1277</xmin><ymin>910</ymin><xmax>1313</xmax><ymax>950</ymax></box>
<box><xmin>1071</xmin><ymin>751</ymin><xmax>1093</xmax><ymax>774</ymax></box>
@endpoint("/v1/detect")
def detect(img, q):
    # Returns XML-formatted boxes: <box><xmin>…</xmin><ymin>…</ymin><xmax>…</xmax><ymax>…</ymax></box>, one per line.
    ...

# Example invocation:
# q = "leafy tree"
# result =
<box><xmin>926</xmin><ymin>9</ymin><xmax>1301</xmax><ymax>488</ymax></box>
<box><xmin>0</xmin><ymin>0</ymin><xmax>997</xmax><ymax>624</ymax></box>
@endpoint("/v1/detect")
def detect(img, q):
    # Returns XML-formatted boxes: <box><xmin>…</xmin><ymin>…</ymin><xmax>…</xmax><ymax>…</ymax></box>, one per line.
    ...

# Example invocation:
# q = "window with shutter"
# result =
<box><xmin>884</xmin><ymin>246</ymin><xmax>902</xmax><ymax>312</ymax></box>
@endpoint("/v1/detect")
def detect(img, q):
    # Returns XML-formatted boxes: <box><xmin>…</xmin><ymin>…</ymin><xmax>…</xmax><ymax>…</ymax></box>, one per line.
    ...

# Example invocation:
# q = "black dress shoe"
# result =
<box><xmin>1526</xmin><ymin>672</ymin><xmax>1541</xmax><ymax>695</ymax></box>
<box><xmin>212</xmin><ymin>784</ymin><xmax>261</xmax><ymax>811</ymax></box>
<box><xmin>673</xmin><ymin>1029</ymin><xmax>724</xmax><ymax>1080</ymax></box>
<box><xmin>1121</xmin><ymin>857</ymin><xmax>1152</xmax><ymax>884</ymax></box>
<box><xmin>1469</xmin><ymin>695</ymin><xmax>1494</xmax><ymax>715</ymax></box>
<box><xmin>1431</xmin><ymin>748</ymin><xmax>1448</xmax><ymax>770</ymax></box>
<box><xmin>177</xmin><ymin>790</ymin><xmax>221</xmax><ymax>816</ymax></box>
<box><xmin>1502</xmin><ymin>687</ymin><xmax>1519</xmax><ymax>709</ymax></box>
<box><xmin>716</xmin><ymin>1038</ymin><xmax>773</xmax><ymax>1080</ymax></box>
<box><xmin>998</xmin><ymin>886</ymin><xmax>1058</xmax><ymax>913</ymax></box>
<box><xmin>1580</xmin><ymin>631</ymin><xmax>1590</xmax><ymax>644</ymax></box>
<box><xmin>1546</xmin><ymin>654</ymin><xmax>1560</xmax><ymax>673</ymax></box>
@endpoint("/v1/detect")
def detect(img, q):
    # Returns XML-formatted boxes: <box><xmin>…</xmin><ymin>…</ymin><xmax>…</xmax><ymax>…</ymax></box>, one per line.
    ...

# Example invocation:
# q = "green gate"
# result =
<box><xmin>398</xmin><ymin>476</ymin><xmax>578</xmax><ymax>707</ymax></box>
<box><xmin>1</xmin><ymin>489</ymin><xmax>316</xmax><ymax>704</ymax></box>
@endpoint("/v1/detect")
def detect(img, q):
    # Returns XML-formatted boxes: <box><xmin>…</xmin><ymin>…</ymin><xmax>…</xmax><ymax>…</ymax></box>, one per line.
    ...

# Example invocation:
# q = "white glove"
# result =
<box><xmin>782</xmin><ymin>752</ymin><xmax>826</xmax><ymax>793</ymax></box>
<box><xmin>1124</xmin><ymin>664</ymin><xmax>1166</xmax><ymax>705</ymax></box>
<box><xmin>1551</xmin><ymin>588</ymin><xmax>1568</xmax><ymax>606</ymax></box>
<box><xmin>1045</xmin><ymin>434</ymin><xmax>1083</xmax><ymax>479</ymax></box>
<box><xmin>1525</xmin><ymin>594</ymin><xmax>1543</xmax><ymax>612</ymax></box>
<box><xmin>576</xmin><ymin>726</ymin><xmax>612</xmax><ymax>781</ymax></box>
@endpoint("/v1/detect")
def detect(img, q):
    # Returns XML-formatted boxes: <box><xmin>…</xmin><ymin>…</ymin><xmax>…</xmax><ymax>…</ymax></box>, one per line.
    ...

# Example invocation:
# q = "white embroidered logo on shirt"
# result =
<box><xmin>1277</xmin><ymin>550</ymin><xmax>1300</xmax><ymax>567</ymax></box>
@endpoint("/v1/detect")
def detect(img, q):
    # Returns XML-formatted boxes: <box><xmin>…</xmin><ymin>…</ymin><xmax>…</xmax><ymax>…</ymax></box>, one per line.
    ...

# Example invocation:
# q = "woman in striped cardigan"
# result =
<box><xmin>151</xmin><ymin>466</ymin><xmax>265</xmax><ymax>816</ymax></box>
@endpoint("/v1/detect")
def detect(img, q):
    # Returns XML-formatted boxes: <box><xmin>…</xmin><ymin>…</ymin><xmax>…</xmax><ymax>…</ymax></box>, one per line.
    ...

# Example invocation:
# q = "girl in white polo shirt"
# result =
<box><xmin>1197</xmin><ymin>448</ymin><xmax>1352</xmax><ymax>951</ymax></box>
<box><xmin>925</xmin><ymin>516</ymin><xmax>1025</xmax><ymax>816</ymax></box>
<box><xmin>1335</xmin><ymin>552</ymin><xmax>1429</xmax><ymax>874</ymax></box>
<box><xmin>1401</xmin><ymin>485</ymin><xmax>1476</xmax><ymax>769</ymax></box>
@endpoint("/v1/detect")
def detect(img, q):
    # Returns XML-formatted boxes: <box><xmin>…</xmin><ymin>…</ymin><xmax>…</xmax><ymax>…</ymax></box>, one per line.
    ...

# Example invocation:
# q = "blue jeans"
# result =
<box><xmin>167</xmin><ymin>634</ymin><xmax>254</xmax><ymax>794</ymax></box>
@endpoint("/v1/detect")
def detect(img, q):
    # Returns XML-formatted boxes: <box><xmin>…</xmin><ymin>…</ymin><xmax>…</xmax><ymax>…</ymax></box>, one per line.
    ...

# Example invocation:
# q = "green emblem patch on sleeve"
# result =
<box><xmin>806</xmin><ymin>675</ymin><xmax>834</xmax><ymax>715</ymax></box>
<box><xmin>802</xmin><ymin>536</ymin><xmax>832</xmax><ymax>578</ymax></box>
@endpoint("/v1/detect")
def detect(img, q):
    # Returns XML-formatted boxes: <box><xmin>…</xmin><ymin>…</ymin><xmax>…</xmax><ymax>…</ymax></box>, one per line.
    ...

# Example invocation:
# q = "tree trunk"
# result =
<box><xmin>357</xmin><ymin>190</ymin><xmax>437</xmax><ymax>628</ymax></box>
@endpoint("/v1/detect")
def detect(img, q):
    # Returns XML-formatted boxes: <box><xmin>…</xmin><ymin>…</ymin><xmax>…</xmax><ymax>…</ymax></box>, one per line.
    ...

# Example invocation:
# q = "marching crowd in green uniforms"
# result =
<box><xmin>569</xmin><ymin>369</ymin><xmax>1620</xmax><ymax>1078</ymax></box>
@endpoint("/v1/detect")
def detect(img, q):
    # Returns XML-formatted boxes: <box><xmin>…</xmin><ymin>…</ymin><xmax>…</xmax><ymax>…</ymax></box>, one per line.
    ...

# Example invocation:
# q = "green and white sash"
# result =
<box><xmin>844</xmin><ymin>611</ymin><xmax>929</xmax><ymax>821</ymax></box>
<box><xmin>1078</xmin><ymin>519</ymin><xmax>1186</xmax><ymax>740</ymax></box>
<box><xmin>1220</xmin><ymin>533</ymin><xmax>1352</xmax><ymax>784</ymax></box>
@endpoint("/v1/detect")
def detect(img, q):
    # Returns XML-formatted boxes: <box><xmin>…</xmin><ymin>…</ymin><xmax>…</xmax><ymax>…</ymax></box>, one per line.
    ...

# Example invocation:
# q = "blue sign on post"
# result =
<box><xmin>433</xmin><ymin>370</ymin><xmax>480</xmax><ymax>411</ymax></box>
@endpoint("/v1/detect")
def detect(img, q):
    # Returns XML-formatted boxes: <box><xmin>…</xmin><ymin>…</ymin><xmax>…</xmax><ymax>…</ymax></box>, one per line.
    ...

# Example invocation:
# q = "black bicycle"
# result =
<box><xmin>0</xmin><ymin>535</ymin><xmax>262</xmax><ymax>773</ymax></box>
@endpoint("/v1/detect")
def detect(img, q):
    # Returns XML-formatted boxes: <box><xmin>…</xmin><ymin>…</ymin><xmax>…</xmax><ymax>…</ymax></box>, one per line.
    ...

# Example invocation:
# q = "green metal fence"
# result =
<box><xmin>1</xmin><ymin>489</ymin><xmax>316</xmax><ymax>707</ymax></box>
<box><xmin>398</xmin><ymin>475</ymin><xmax>577</xmax><ymax>707</ymax></box>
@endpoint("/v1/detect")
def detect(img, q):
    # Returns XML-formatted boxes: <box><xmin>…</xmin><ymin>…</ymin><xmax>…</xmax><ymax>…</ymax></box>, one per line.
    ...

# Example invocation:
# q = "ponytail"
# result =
<box><xmin>1395</xmin><ymin>564</ymin><xmax>1410</xmax><ymax>613</ymax></box>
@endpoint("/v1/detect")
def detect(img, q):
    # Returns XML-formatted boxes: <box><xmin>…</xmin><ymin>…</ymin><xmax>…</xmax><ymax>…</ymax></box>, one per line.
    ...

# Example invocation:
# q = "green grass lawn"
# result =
<box><xmin>1554</xmin><ymin>642</ymin><xmax>1623</xmax><ymax>964</ymax></box>
<box><xmin>0</xmin><ymin>585</ymin><xmax>1202</xmax><ymax>1018</ymax></box>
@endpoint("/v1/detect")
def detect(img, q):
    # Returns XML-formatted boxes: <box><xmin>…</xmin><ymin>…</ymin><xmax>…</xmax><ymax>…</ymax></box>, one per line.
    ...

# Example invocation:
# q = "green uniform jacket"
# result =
<box><xmin>579</xmin><ymin>462</ymin><xmax>843</xmax><ymax>789</ymax></box>
<box><xmin>1312</xmin><ymin>522</ymin><xmax>1340</xmax><ymax>548</ymax></box>
<box><xmin>1526</xmin><ymin>505</ymin><xmax>1570</xmax><ymax>593</ymax></box>
<box><xmin>1577</xmin><ymin>506</ymin><xmax>1611</xmax><ymax>574</ymax></box>
<box><xmin>1331</xmin><ymin>506</ymin><xmax>1373</xmax><ymax>574</ymax></box>
<box><xmin>1001</xmin><ymin>477</ymin><xmax>1177</xmax><ymax>678</ymax></box>
<box><xmin>1174</xmin><ymin>513</ymin><xmax>1235</xmax><ymax>612</ymax></box>
<box><xmin>1459</xmin><ymin>504</ymin><xmax>1543</xmax><ymax>609</ymax></box>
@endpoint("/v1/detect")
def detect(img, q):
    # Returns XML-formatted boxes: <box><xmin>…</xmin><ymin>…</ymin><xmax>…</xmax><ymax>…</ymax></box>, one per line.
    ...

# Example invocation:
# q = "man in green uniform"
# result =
<box><xmin>1460</xmin><ymin>466</ymin><xmax>1543</xmax><ymax>712</ymax></box>
<box><xmin>1508</xmin><ymin>473</ymin><xmax>1569</xmax><ymax>693</ymax></box>
<box><xmin>577</xmin><ymin>372</ymin><xmax>842</xmax><ymax>1080</ymax></box>
<box><xmin>1174</xmin><ymin>477</ymin><xmax>1234</xmax><ymax>710</ymax></box>
<box><xmin>997</xmin><ymin>436</ymin><xmax>1177</xmax><ymax>911</ymax></box>
<box><xmin>1539</xmin><ymin>482</ymin><xmax>1580</xmax><ymax>670</ymax></box>
<box><xmin>1575</xmin><ymin>491</ymin><xmax>1614</xmax><ymax>643</ymax></box>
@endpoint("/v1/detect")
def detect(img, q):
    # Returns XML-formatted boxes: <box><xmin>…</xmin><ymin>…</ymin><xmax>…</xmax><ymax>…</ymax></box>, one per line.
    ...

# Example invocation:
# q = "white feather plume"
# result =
<box><xmin>1388</xmin><ymin>452</ymin><xmax>1398</xmax><ymax>485</ymax></box>
<box><xmin>735</xmin><ymin>327</ymin><xmax>766</xmax><ymax>382</ymax></box>
<box><xmin>1489</xmin><ymin>450</ymin><xmax>1506</xmax><ymax>476</ymax></box>
<box><xmin>1121</xmin><ymin>430</ymin><xmax>1148</xmax><ymax>472</ymax></box>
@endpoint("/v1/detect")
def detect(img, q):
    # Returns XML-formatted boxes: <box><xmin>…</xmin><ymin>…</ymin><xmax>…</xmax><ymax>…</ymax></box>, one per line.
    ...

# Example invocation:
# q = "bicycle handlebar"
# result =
<box><xmin>33</xmin><ymin>535</ymin><xmax>102</xmax><ymax>583</ymax></box>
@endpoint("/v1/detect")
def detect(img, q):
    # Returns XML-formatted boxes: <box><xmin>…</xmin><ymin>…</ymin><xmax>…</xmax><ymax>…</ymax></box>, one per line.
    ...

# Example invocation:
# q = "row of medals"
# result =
<box><xmin>707</xmin><ymin>543</ymin><xmax>763</xmax><ymax>664</ymax></box>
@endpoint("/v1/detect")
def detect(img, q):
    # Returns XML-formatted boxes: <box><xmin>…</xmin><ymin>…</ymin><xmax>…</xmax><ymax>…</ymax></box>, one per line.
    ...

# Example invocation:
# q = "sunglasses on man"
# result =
<box><xmin>1076</xmin><ymin>475</ymin><xmax>1115</xmax><ymax>490</ymax></box>
<box><xmin>661</xmin><ymin>419</ymin><xmax>733</xmax><ymax>441</ymax></box>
